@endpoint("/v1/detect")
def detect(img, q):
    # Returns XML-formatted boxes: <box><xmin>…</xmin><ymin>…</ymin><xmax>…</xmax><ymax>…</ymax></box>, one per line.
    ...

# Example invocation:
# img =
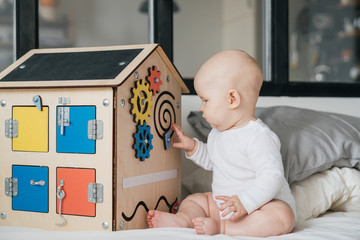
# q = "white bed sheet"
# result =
<box><xmin>1</xmin><ymin>211</ymin><xmax>359</xmax><ymax>240</ymax></box>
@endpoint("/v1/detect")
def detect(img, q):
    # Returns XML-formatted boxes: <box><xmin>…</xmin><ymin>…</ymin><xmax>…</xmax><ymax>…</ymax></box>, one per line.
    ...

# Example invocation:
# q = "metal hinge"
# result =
<box><xmin>88</xmin><ymin>120</ymin><xmax>103</xmax><ymax>140</ymax></box>
<box><xmin>57</xmin><ymin>107</ymin><xmax>70</xmax><ymax>135</ymax></box>
<box><xmin>88</xmin><ymin>183</ymin><xmax>103</xmax><ymax>203</ymax></box>
<box><xmin>5</xmin><ymin>119</ymin><xmax>18</xmax><ymax>138</ymax></box>
<box><xmin>5</xmin><ymin>178</ymin><xmax>18</xmax><ymax>197</ymax></box>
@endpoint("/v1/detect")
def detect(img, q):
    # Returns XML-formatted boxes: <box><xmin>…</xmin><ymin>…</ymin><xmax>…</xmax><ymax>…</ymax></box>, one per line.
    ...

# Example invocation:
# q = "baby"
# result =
<box><xmin>147</xmin><ymin>50</ymin><xmax>296</xmax><ymax>237</ymax></box>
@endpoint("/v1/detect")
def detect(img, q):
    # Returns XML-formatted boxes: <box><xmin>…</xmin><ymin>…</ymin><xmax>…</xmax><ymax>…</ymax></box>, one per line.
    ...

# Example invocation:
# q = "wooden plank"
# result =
<box><xmin>114</xmin><ymin>50</ymin><xmax>182</xmax><ymax>230</ymax></box>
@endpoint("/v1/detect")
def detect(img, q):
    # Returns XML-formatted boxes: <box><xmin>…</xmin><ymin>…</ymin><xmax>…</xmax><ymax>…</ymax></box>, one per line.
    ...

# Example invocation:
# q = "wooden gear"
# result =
<box><xmin>130</xmin><ymin>79</ymin><xmax>154</xmax><ymax>125</ymax></box>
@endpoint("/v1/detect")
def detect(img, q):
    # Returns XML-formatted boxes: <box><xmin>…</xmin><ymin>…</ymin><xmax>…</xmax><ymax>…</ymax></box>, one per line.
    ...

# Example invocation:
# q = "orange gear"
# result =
<box><xmin>146</xmin><ymin>66</ymin><xmax>162</xmax><ymax>95</ymax></box>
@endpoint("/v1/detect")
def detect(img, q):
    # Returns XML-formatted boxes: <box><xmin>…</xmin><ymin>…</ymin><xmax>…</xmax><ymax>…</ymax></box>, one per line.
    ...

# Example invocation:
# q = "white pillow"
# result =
<box><xmin>291</xmin><ymin>167</ymin><xmax>360</xmax><ymax>224</ymax></box>
<box><xmin>330</xmin><ymin>167</ymin><xmax>360</xmax><ymax>212</ymax></box>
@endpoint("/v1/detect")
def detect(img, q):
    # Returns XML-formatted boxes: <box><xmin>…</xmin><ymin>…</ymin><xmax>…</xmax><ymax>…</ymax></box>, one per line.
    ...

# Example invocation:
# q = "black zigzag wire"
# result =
<box><xmin>122</xmin><ymin>196</ymin><xmax>178</xmax><ymax>222</ymax></box>
<box><xmin>122</xmin><ymin>201</ymin><xmax>149</xmax><ymax>222</ymax></box>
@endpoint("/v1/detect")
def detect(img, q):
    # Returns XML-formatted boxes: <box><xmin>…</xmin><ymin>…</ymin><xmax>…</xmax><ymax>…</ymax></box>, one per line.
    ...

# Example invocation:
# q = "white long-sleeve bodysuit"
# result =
<box><xmin>187</xmin><ymin>119</ymin><xmax>296</xmax><ymax>219</ymax></box>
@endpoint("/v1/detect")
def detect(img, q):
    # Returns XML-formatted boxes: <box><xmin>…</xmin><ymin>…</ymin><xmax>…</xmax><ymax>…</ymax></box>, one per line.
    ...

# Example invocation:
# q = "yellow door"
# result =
<box><xmin>12</xmin><ymin>106</ymin><xmax>49</xmax><ymax>152</ymax></box>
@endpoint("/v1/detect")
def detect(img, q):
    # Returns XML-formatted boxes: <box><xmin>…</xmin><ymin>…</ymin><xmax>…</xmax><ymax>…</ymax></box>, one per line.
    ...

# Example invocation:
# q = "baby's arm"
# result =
<box><xmin>172</xmin><ymin>123</ymin><xmax>198</xmax><ymax>157</ymax></box>
<box><xmin>172</xmin><ymin>123</ymin><xmax>213</xmax><ymax>171</ymax></box>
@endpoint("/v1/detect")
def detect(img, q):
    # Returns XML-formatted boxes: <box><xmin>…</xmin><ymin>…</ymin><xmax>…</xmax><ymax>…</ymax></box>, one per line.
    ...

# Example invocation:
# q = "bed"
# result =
<box><xmin>1</xmin><ymin>96</ymin><xmax>360</xmax><ymax>240</ymax></box>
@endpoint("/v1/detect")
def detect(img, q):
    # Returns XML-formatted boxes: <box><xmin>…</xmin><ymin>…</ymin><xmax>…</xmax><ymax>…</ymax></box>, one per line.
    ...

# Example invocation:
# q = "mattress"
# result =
<box><xmin>0</xmin><ymin>211</ymin><xmax>360</xmax><ymax>240</ymax></box>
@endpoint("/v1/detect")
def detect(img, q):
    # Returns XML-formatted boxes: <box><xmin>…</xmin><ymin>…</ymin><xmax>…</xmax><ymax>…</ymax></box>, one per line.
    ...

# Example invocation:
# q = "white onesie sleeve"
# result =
<box><xmin>185</xmin><ymin>138</ymin><xmax>213</xmax><ymax>171</ymax></box>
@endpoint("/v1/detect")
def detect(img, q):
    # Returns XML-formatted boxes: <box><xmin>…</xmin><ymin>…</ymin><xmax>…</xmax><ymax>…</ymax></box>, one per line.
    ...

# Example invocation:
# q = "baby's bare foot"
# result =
<box><xmin>193</xmin><ymin>217</ymin><xmax>220</xmax><ymax>235</ymax></box>
<box><xmin>147</xmin><ymin>210</ymin><xmax>188</xmax><ymax>228</ymax></box>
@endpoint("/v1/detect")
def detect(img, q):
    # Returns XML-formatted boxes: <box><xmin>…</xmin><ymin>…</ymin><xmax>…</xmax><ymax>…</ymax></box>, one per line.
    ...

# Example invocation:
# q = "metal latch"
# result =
<box><xmin>5</xmin><ymin>178</ymin><xmax>18</xmax><ymax>197</ymax></box>
<box><xmin>32</xmin><ymin>95</ymin><xmax>43</xmax><ymax>111</ymax></box>
<box><xmin>56</xmin><ymin>179</ymin><xmax>66</xmax><ymax>226</ymax></box>
<box><xmin>88</xmin><ymin>183</ymin><xmax>103</xmax><ymax>203</ymax></box>
<box><xmin>30</xmin><ymin>179</ymin><xmax>46</xmax><ymax>186</ymax></box>
<box><xmin>88</xmin><ymin>120</ymin><xmax>103</xmax><ymax>140</ymax></box>
<box><xmin>58</xmin><ymin>97</ymin><xmax>71</xmax><ymax>105</ymax></box>
<box><xmin>57</xmin><ymin>107</ymin><xmax>70</xmax><ymax>135</ymax></box>
<box><xmin>5</xmin><ymin>119</ymin><xmax>18</xmax><ymax>138</ymax></box>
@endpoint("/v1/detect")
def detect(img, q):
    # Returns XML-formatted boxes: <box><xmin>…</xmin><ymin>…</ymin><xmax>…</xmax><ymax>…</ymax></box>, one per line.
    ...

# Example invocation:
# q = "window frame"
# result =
<box><xmin>181</xmin><ymin>0</ymin><xmax>360</xmax><ymax>97</ymax></box>
<box><xmin>15</xmin><ymin>0</ymin><xmax>38</xmax><ymax>59</ymax></box>
<box><xmin>259</xmin><ymin>0</ymin><xmax>360</xmax><ymax>97</ymax></box>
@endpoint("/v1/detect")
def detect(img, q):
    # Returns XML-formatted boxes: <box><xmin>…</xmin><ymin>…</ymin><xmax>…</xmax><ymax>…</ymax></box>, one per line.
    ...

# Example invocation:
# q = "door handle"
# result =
<box><xmin>30</xmin><ymin>180</ymin><xmax>45</xmax><ymax>186</ymax></box>
<box><xmin>56</xmin><ymin>179</ymin><xmax>66</xmax><ymax>226</ymax></box>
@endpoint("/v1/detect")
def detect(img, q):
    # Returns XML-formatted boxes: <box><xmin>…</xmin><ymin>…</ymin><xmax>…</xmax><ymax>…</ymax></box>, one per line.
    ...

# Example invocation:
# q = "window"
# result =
<box><xmin>289</xmin><ymin>0</ymin><xmax>360</xmax><ymax>83</ymax></box>
<box><xmin>173</xmin><ymin>0</ymin><xmax>263</xmax><ymax>93</ymax></box>
<box><xmin>260</xmin><ymin>0</ymin><xmax>360</xmax><ymax>97</ymax></box>
<box><xmin>38</xmin><ymin>0</ymin><xmax>147</xmax><ymax>48</ymax></box>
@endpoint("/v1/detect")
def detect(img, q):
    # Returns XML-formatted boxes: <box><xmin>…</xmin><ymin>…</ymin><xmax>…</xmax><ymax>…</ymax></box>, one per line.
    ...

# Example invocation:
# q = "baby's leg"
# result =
<box><xmin>147</xmin><ymin>192</ymin><xmax>213</xmax><ymax>228</ymax></box>
<box><xmin>222</xmin><ymin>199</ymin><xmax>295</xmax><ymax>237</ymax></box>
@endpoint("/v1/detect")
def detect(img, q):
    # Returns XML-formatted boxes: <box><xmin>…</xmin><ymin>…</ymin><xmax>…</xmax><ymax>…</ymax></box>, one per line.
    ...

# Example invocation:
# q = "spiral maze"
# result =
<box><xmin>153</xmin><ymin>91</ymin><xmax>176</xmax><ymax>150</ymax></box>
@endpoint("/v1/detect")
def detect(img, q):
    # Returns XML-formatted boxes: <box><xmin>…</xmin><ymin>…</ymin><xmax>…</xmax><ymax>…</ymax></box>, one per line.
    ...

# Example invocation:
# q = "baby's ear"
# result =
<box><xmin>227</xmin><ymin>89</ymin><xmax>240</xmax><ymax>109</ymax></box>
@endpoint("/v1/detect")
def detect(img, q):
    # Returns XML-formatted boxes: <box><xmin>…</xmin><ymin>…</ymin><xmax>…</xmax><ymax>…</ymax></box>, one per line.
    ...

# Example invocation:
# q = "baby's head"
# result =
<box><xmin>194</xmin><ymin>50</ymin><xmax>263</xmax><ymax>131</ymax></box>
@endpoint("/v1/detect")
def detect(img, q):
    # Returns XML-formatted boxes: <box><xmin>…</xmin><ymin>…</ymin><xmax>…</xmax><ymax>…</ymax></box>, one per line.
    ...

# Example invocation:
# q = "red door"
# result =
<box><xmin>56</xmin><ymin>167</ymin><xmax>96</xmax><ymax>217</ymax></box>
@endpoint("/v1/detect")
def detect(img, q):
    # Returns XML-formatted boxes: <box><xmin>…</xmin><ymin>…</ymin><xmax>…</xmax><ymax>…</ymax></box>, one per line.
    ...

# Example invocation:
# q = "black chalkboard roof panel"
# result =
<box><xmin>0</xmin><ymin>44</ymin><xmax>162</xmax><ymax>88</ymax></box>
<box><xmin>2</xmin><ymin>49</ymin><xmax>143</xmax><ymax>82</ymax></box>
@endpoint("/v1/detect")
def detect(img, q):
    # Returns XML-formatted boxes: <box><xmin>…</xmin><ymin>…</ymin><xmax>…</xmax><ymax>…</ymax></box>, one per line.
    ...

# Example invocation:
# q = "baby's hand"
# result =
<box><xmin>172</xmin><ymin>123</ymin><xmax>197</xmax><ymax>156</ymax></box>
<box><xmin>215</xmin><ymin>195</ymin><xmax>247</xmax><ymax>221</ymax></box>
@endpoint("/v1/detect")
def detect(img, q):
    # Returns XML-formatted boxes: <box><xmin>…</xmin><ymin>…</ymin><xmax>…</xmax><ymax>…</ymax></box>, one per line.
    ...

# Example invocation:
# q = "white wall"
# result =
<box><xmin>173</xmin><ymin>0</ymin><xmax>223</xmax><ymax>78</ymax></box>
<box><xmin>174</xmin><ymin>0</ymin><xmax>259</xmax><ymax>78</ymax></box>
<box><xmin>221</xmin><ymin>0</ymin><xmax>258</xmax><ymax>57</ymax></box>
<box><xmin>57</xmin><ymin>0</ymin><xmax>148</xmax><ymax>47</ymax></box>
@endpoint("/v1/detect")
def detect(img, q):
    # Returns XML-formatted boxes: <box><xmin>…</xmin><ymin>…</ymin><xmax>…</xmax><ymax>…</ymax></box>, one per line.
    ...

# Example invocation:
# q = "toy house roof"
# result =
<box><xmin>0</xmin><ymin>44</ymin><xmax>189</xmax><ymax>93</ymax></box>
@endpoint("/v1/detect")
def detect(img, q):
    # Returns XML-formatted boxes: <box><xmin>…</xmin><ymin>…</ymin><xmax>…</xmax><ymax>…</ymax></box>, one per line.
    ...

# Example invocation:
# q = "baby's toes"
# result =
<box><xmin>193</xmin><ymin>217</ymin><xmax>205</xmax><ymax>234</ymax></box>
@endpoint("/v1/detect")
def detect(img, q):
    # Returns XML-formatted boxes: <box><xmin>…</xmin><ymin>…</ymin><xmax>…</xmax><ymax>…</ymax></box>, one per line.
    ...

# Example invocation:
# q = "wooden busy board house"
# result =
<box><xmin>0</xmin><ymin>44</ymin><xmax>189</xmax><ymax>231</ymax></box>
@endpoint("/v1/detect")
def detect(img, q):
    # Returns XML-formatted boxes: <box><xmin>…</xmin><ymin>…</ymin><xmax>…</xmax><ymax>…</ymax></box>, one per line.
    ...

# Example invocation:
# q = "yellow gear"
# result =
<box><xmin>130</xmin><ymin>79</ymin><xmax>153</xmax><ymax>124</ymax></box>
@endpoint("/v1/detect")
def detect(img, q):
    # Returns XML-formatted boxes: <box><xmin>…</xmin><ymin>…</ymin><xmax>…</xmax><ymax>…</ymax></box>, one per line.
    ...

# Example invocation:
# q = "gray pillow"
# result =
<box><xmin>187</xmin><ymin>106</ymin><xmax>360</xmax><ymax>184</ymax></box>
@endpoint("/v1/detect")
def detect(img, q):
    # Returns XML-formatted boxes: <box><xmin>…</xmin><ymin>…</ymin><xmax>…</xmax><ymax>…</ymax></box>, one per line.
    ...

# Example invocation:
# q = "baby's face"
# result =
<box><xmin>194</xmin><ymin>49</ymin><xmax>262</xmax><ymax>131</ymax></box>
<box><xmin>195</xmin><ymin>76</ymin><xmax>232</xmax><ymax>131</ymax></box>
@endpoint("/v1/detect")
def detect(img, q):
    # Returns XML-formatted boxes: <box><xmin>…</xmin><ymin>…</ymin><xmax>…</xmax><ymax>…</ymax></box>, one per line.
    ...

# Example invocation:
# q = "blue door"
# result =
<box><xmin>56</xmin><ymin>106</ymin><xmax>96</xmax><ymax>154</ymax></box>
<box><xmin>12</xmin><ymin>165</ymin><xmax>49</xmax><ymax>213</ymax></box>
